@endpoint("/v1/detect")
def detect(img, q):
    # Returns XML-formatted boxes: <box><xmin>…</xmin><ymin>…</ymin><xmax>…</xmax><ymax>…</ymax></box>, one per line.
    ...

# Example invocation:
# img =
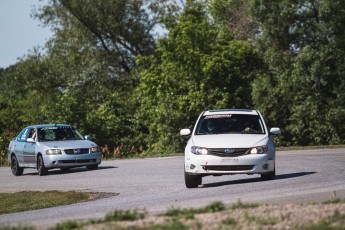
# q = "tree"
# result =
<box><xmin>31</xmin><ymin>0</ymin><xmax>180</xmax><ymax>152</ymax></box>
<box><xmin>251</xmin><ymin>0</ymin><xmax>345</xmax><ymax>145</ymax></box>
<box><xmin>136</xmin><ymin>0</ymin><xmax>263</xmax><ymax>152</ymax></box>
<box><xmin>209</xmin><ymin>0</ymin><xmax>259</xmax><ymax>41</ymax></box>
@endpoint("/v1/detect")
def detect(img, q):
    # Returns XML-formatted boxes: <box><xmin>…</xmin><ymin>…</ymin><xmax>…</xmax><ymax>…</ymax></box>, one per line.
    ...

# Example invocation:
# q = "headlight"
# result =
<box><xmin>191</xmin><ymin>146</ymin><xmax>209</xmax><ymax>155</ymax></box>
<box><xmin>250</xmin><ymin>146</ymin><xmax>268</xmax><ymax>154</ymax></box>
<box><xmin>46</xmin><ymin>149</ymin><xmax>61</xmax><ymax>155</ymax></box>
<box><xmin>91</xmin><ymin>146</ymin><xmax>100</xmax><ymax>153</ymax></box>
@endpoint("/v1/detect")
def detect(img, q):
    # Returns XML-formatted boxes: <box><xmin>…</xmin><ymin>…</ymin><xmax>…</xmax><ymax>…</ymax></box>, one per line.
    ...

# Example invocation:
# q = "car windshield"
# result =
<box><xmin>195</xmin><ymin>114</ymin><xmax>265</xmax><ymax>135</ymax></box>
<box><xmin>37</xmin><ymin>126</ymin><xmax>84</xmax><ymax>141</ymax></box>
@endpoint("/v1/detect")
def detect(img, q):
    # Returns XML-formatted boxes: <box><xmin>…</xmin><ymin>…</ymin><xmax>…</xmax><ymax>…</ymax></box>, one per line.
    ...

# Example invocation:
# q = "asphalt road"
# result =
<box><xmin>0</xmin><ymin>148</ymin><xmax>345</xmax><ymax>228</ymax></box>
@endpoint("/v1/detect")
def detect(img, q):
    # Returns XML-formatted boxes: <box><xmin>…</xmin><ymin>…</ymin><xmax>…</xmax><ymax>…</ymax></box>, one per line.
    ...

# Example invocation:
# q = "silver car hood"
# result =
<box><xmin>39</xmin><ymin>140</ymin><xmax>97</xmax><ymax>149</ymax></box>
<box><xmin>191</xmin><ymin>134</ymin><xmax>268</xmax><ymax>148</ymax></box>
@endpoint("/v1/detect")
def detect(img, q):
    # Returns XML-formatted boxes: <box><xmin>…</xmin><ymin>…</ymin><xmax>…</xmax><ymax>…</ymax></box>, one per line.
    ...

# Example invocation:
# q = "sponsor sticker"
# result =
<box><xmin>220</xmin><ymin>158</ymin><xmax>238</xmax><ymax>163</ymax></box>
<box><xmin>205</xmin><ymin>114</ymin><xmax>232</xmax><ymax>119</ymax></box>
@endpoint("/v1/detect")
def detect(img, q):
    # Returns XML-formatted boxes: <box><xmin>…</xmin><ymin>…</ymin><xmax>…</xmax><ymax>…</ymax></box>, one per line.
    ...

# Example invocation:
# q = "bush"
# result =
<box><xmin>0</xmin><ymin>132</ymin><xmax>13</xmax><ymax>166</ymax></box>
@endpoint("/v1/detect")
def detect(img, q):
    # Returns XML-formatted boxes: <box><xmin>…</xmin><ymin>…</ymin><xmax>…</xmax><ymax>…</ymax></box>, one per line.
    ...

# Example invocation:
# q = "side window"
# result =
<box><xmin>27</xmin><ymin>128</ymin><xmax>36</xmax><ymax>140</ymax></box>
<box><xmin>17</xmin><ymin>128</ymin><xmax>30</xmax><ymax>142</ymax></box>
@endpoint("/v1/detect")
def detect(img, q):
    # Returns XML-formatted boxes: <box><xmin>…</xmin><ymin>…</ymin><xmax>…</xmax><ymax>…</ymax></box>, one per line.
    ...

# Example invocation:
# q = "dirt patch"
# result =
<box><xmin>94</xmin><ymin>203</ymin><xmax>345</xmax><ymax>229</ymax></box>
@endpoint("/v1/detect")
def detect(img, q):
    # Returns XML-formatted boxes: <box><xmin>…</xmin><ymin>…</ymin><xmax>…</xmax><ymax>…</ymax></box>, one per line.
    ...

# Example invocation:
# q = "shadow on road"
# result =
<box><xmin>202</xmin><ymin>171</ymin><xmax>316</xmax><ymax>188</ymax></box>
<box><xmin>21</xmin><ymin>166</ymin><xmax>117</xmax><ymax>176</ymax></box>
<box><xmin>275</xmin><ymin>171</ymin><xmax>316</xmax><ymax>180</ymax></box>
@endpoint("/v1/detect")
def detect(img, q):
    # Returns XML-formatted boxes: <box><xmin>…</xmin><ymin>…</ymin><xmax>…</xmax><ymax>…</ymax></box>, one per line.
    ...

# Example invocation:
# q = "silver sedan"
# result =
<box><xmin>8</xmin><ymin>124</ymin><xmax>102</xmax><ymax>176</ymax></box>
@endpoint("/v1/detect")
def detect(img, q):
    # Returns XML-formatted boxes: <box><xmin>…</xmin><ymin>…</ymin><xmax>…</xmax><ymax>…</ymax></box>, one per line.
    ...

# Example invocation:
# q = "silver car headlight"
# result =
<box><xmin>250</xmin><ymin>146</ymin><xmax>268</xmax><ymax>154</ymax></box>
<box><xmin>191</xmin><ymin>146</ymin><xmax>209</xmax><ymax>155</ymax></box>
<box><xmin>46</xmin><ymin>149</ymin><xmax>62</xmax><ymax>155</ymax></box>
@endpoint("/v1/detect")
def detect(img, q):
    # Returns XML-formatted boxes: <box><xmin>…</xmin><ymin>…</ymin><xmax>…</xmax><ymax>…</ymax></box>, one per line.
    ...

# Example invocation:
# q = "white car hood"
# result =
<box><xmin>39</xmin><ymin>140</ymin><xmax>97</xmax><ymax>149</ymax></box>
<box><xmin>191</xmin><ymin>134</ymin><xmax>268</xmax><ymax>148</ymax></box>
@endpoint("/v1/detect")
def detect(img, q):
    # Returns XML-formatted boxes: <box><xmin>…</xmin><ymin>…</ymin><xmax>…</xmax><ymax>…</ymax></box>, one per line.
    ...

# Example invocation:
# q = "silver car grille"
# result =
<box><xmin>64</xmin><ymin>148</ymin><xmax>90</xmax><ymax>155</ymax></box>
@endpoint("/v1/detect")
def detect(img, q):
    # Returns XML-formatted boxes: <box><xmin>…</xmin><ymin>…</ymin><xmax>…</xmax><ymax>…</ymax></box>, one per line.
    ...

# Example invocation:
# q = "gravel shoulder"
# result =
<box><xmin>79</xmin><ymin>202</ymin><xmax>345</xmax><ymax>230</ymax></box>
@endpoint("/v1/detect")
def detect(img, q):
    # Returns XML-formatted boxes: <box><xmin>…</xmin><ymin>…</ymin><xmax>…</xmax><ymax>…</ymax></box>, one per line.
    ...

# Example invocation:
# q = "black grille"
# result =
<box><xmin>64</xmin><ymin>148</ymin><xmax>90</xmax><ymax>155</ymax></box>
<box><xmin>202</xmin><ymin>165</ymin><xmax>254</xmax><ymax>171</ymax></box>
<box><xmin>208</xmin><ymin>148</ymin><xmax>250</xmax><ymax>157</ymax></box>
<box><xmin>58</xmin><ymin>159</ymin><xmax>96</xmax><ymax>164</ymax></box>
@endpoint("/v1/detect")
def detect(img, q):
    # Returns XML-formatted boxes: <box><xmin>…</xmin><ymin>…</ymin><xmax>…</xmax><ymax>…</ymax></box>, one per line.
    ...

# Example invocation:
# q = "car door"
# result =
<box><xmin>23</xmin><ymin>128</ymin><xmax>37</xmax><ymax>164</ymax></box>
<box><xmin>13</xmin><ymin>128</ymin><xmax>30</xmax><ymax>164</ymax></box>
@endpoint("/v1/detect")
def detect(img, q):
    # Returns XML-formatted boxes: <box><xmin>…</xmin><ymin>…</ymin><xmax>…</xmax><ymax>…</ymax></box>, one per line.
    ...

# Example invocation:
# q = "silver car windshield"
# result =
<box><xmin>37</xmin><ymin>126</ymin><xmax>84</xmax><ymax>141</ymax></box>
<box><xmin>195</xmin><ymin>114</ymin><xmax>265</xmax><ymax>135</ymax></box>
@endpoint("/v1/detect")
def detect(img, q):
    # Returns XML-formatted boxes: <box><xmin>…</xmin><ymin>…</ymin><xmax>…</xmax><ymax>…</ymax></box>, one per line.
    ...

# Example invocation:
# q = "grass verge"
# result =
<box><xmin>276</xmin><ymin>144</ymin><xmax>345</xmax><ymax>151</ymax></box>
<box><xmin>1</xmin><ymin>198</ymin><xmax>345</xmax><ymax>229</ymax></box>
<box><xmin>0</xmin><ymin>191</ymin><xmax>116</xmax><ymax>215</ymax></box>
<box><xmin>51</xmin><ymin>199</ymin><xmax>345</xmax><ymax>230</ymax></box>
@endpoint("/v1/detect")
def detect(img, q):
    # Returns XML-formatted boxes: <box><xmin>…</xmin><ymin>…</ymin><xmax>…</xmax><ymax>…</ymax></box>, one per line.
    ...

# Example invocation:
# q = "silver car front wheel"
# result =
<box><xmin>37</xmin><ymin>155</ymin><xmax>48</xmax><ymax>176</ymax></box>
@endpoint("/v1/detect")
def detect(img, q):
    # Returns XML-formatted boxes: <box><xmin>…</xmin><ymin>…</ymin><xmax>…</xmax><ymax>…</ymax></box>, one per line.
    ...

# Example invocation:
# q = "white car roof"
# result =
<box><xmin>203</xmin><ymin>109</ymin><xmax>258</xmax><ymax>116</ymax></box>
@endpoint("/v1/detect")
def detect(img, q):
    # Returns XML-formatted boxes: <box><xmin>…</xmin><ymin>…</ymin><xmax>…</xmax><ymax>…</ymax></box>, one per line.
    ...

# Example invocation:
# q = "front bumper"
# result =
<box><xmin>43</xmin><ymin>152</ymin><xmax>102</xmax><ymax>169</ymax></box>
<box><xmin>185</xmin><ymin>153</ymin><xmax>274</xmax><ymax>175</ymax></box>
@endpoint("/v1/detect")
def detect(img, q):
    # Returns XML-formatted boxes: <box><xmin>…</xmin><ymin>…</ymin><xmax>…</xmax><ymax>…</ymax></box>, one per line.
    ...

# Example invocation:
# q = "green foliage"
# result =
<box><xmin>137</xmin><ymin>0</ymin><xmax>262</xmax><ymax>153</ymax></box>
<box><xmin>209</xmin><ymin>0</ymin><xmax>259</xmax><ymax>40</ymax></box>
<box><xmin>0</xmin><ymin>0</ymin><xmax>180</xmax><ymax>158</ymax></box>
<box><xmin>104</xmin><ymin>209</ymin><xmax>147</xmax><ymax>222</ymax></box>
<box><xmin>0</xmin><ymin>133</ymin><xmax>12</xmax><ymax>167</ymax></box>
<box><xmin>323</xmin><ymin>198</ymin><xmax>345</xmax><ymax>205</ymax></box>
<box><xmin>230</xmin><ymin>199</ymin><xmax>259</xmax><ymax>210</ymax></box>
<box><xmin>222</xmin><ymin>217</ymin><xmax>237</xmax><ymax>226</ymax></box>
<box><xmin>1</xmin><ymin>0</ymin><xmax>345</xmax><ymax>160</ymax></box>
<box><xmin>116</xmin><ymin>219</ymin><xmax>189</xmax><ymax>230</ymax></box>
<box><xmin>0</xmin><ymin>226</ymin><xmax>35</xmax><ymax>230</ymax></box>
<box><xmin>51</xmin><ymin>221</ymin><xmax>81</xmax><ymax>230</ymax></box>
<box><xmin>297</xmin><ymin>209</ymin><xmax>345</xmax><ymax>230</ymax></box>
<box><xmin>0</xmin><ymin>191</ymin><xmax>93</xmax><ymax>215</ymax></box>
<box><xmin>251</xmin><ymin>0</ymin><xmax>345</xmax><ymax>146</ymax></box>
<box><xmin>164</xmin><ymin>201</ymin><xmax>226</xmax><ymax>219</ymax></box>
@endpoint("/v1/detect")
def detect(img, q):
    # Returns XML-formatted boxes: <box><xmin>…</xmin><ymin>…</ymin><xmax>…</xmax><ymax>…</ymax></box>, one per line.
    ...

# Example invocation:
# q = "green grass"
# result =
<box><xmin>322</xmin><ymin>198</ymin><xmax>345</xmax><ymax>205</ymax></box>
<box><xmin>297</xmin><ymin>210</ymin><xmax>345</xmax><ymax>230</ymax></box>
<box><xmin>276</xmin><ymin>144</ymin><xmax>345</xmax><ymax>151</ymax></box>
<box><xmin>0</xmin><ymin>226</ymin><xmax>35</xmax><ymax>230</ymax></box>
<box><xmin>2</xmin><ymin>200</ymin><xmax>345</xmax><ymax>230</ymax></box>
<box><xmin>0</xmin><ymin>191</ymin><xmax>113</xmax><ymax>215</ymax></box>
<box><xmin>230</xmin><ymin>199</ymin><xmax>259</xmax><ymax>210</ymax></box>
<box><xmin>105</xmin><ymin>209</ymin><xmax>147</xmax><ymax>222</ymax></box>
<box><xmin>164</xmin><ymin>201</ymin><xmax>226</xmax><ymax>219</ymax></box>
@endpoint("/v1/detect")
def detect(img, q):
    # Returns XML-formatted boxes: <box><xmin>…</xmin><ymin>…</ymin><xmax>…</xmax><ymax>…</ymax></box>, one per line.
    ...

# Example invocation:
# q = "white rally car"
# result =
<box><xmin>180</xmin><ymin>109</ymin><xmax>281</xmax><ymax>188</ymax></box>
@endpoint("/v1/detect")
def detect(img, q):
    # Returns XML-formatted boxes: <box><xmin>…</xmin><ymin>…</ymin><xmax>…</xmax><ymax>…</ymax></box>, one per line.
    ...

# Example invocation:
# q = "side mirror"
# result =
<box><xmin>27</xmin><ymin>138</ymin><xmax>35</xmax><ymax>142</ymax></box>
<box><xmin>180</xmin><ymin>129</ymin><xmax>191</xmax><ymax>136</ymax></box>
<box><xmin>270</xmin><ymin>127</ymin><xmax>281</xmax><ymax>135</ymax></box>
<box><xmin>85</xmin><ymin>135</ymin><xmax>92</xmax><ymax>140</ymax></box>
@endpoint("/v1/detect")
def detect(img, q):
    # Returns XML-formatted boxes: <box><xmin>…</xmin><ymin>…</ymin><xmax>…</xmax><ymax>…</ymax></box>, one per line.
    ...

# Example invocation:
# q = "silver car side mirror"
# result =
<box><xmin>180</xmin><ymin>129</ymin><xmax>191</xmax><ymax>136</ymax></box>
<box><xmin>85</xmin><ymin>135</ymin><xmax>92</xmax><ymax>140</ymax></box>
<box><xmin>270</xmin><ymin>127</ymin><xmax>281</xmax><ymax>135</ymax></box>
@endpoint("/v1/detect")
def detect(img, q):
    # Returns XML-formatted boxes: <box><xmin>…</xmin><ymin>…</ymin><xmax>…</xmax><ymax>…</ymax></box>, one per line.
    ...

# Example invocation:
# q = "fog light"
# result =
<box><xmin>262</xmin><ymin>163</ymin><xmax>269</xmax><ymax>170</ymax></box>
<box><xmin>190</xmin><ymin>164</ymin><xmax>196</xmax><ymax>170</ymax></box>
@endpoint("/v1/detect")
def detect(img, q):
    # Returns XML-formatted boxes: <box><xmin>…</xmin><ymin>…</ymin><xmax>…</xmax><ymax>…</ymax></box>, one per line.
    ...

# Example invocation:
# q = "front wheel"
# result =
<box><xmin>261</xmin><ymin>169</ymin><xmax>275</xmax><ymax>181</ymax></box>
<box><xmin>37</xmin><ymin>155</ymin><xmax>48</xmax><ymax>176</ymax></box>
<box><xmin>11</xmin><ymin>155</ymin><xmax>24</xmax><ymax>176</ymax></box>
<box><xmin>185</xmin><ymin>172</ymin><xmax>202</xmax><ymax>188</ymax></box>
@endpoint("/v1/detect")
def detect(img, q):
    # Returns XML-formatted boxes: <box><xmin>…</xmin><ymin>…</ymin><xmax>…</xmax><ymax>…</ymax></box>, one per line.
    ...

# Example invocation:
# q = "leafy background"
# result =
<box><xmin>1</xmin><ymin>0</ymin><xmax>344</xmax><ymax>164</ymax></box>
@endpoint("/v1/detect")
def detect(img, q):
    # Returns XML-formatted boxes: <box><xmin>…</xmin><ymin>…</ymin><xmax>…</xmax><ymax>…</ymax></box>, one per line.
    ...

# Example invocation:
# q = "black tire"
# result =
<box><xmin>87</xmin><ymin>164</ymin><xmax>98</xmax><ymax>170</ymax></box>
<box><xmin>37</xmin><ymin>155</ymin><xmax>48</xmax><ymax>176</ymax></box>
<box><xmin>261</xmin><ymin>169</ymin><xmax>275</xmax><ymax>181</ymax></box>
<box><xmin>185</xmin><ymin>171</ymin><xmax>202</xmax><ymax>188</ymax></box>
<box><xmin>11</xmin><ymin>155</ymin><xmax>24</xmax><ymax>176</ymax></box>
